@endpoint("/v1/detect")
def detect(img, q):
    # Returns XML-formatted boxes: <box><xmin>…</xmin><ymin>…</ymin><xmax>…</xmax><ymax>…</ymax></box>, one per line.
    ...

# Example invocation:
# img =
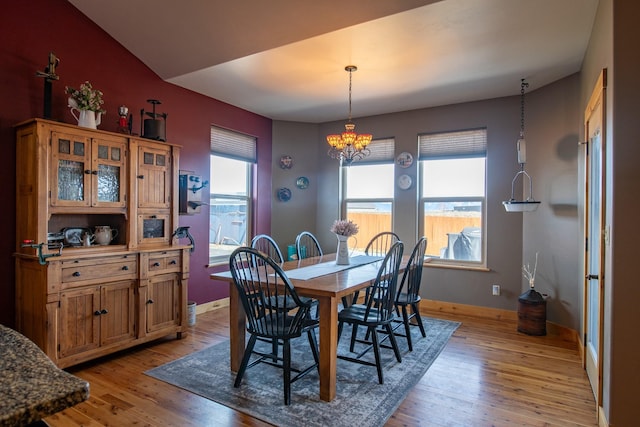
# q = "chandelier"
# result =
<box><xmin>327</xmin><ymin>65</ymin><xmax>372</xmax><ymax>165</ymax></box>
<box><xmin>502</xmin><ymin>79</ymin><xmax>541</xmax><ymax>212</ymax></box>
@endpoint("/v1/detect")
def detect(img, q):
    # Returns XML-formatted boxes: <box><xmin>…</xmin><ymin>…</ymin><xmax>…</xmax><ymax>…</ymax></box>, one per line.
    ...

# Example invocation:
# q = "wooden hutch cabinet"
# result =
<box><xmin>14</xmin><ymin>119</ymin><xmax>190</xmax><ymax>368</ymax></box>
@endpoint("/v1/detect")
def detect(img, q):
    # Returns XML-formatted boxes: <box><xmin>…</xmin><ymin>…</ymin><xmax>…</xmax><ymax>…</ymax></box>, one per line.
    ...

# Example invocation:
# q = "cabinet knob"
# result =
<box><xmin>153</xmin><ymin>262</ymin><xmax>160</xmax><ymax>267</ymax></box>
<box><xmin>94</xmin><ymin>310</ymin><xmax>101</xmax><ymax>316</ymax></box>
<box><xmin>84</xmin><ymin>170</ymin><xmax>92</xmax><ymax>175</ymax></box>
<box><xmin>100</xmin><ymin>309</ymin><xmax>108</xmax><ymax>315</ymax></box>
<box><xmin>72</xmin><ymin>271</ymin><xmax>81</xmax><ymax>277</ymax></box>
<box><xmin>147</xmin><ymin>299</ymin><xmax>154</xmax><ymax>304</ymax></box>
<box><xmin>91</xmin><ymin>170</ymin><xmax>98</xmax><ymax>175</ymax></box>
<box><xmin>122</xmin><ymin>266</ymin><xmax>129</xmax><ymax>271</ymax></box>
<box><xmin>137</xmin><ymin>175</ymin><xmax>144</xmax><ymax>179</ymax></box>
<box><xmin>169</xmin><ymin>260</ymin><xmax>177</xmax><ymax>265</ymax></box>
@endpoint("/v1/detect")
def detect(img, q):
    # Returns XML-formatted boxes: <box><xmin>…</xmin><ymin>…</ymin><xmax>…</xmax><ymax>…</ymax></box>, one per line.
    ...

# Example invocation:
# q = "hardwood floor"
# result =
<box><xmin>44</xmin><ymin>307</ymin><xmax>597</xmax><ymax>427</ymax></box>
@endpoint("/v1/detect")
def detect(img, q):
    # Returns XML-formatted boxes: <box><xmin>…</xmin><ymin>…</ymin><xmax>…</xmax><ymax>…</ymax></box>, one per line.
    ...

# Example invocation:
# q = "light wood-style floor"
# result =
<box><xmin>44</xmin><ymin>308</ymin><xmax>598</xmax><ymax>427</ymax></box>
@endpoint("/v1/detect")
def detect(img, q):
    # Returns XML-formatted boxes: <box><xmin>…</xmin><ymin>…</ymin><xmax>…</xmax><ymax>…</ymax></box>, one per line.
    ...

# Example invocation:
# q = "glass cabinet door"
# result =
<box><xmin>49</xmin><ymin>131</ymin><xmax>127</xmax><ymax>209</ymax></box>
<box><xmin>92</xmin><ymin>138</ymin><xmax>127</xmax><ymax>208</ymax></box>
<box><xmin>50</xmin><ymin>131</ymin><xmax>91</xmax><ymax>207</ymax></box>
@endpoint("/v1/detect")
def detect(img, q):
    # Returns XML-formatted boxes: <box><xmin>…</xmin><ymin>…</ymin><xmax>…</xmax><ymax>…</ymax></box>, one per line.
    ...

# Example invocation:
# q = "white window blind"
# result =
<box><xmin>211</xmin><ymin>126</ymin><xmax>257</xmax><ymax>163</ymax></box>
<box><xmin>345</xmin><ymin>137</ymin><xmax>395</xmax><ymax>165</ymax></box>
<box><xmin>419</xmin><ymin>128</ymin><xmax>487</xmax><ymax>160</ymax></box>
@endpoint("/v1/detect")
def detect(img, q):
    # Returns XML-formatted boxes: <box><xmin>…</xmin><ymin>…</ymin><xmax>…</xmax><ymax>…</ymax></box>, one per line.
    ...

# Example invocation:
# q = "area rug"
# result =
<box><xmin>145</xmin><ymin>317</ymin><xmax>460</xmax><ymax>427</ymax></box>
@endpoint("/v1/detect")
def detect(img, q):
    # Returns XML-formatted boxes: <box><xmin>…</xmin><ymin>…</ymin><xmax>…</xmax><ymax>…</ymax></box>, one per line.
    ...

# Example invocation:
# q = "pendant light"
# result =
<box><xmin>503</xmin><ymin>79</ymin><xmax>541</xmax><ymax>212</ymax></box>
<box><xmin>326</xmin><ymin>65</ymin><xmax>372</xmax><ymax>165</ymax></box>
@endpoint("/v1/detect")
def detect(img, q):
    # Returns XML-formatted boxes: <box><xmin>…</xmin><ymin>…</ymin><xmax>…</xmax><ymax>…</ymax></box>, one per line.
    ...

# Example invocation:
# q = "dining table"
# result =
<box><xmin>210</xmin><ymin>253</ymin><xmax>394</xmax><ymax>402</ymax></box>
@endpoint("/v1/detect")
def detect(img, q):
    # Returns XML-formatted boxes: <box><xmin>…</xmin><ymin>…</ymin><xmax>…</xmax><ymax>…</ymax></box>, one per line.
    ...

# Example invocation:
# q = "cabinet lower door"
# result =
<box><xmin>146</xmin><ymin>274</ymin><xmax>180</xmax><ymax>333</ymax></box>
<box><xmin>59</xmin><ymin>287</ymin><xmax>101</xmax><ymax>358</ymax></box>
<box><xmin>100</xmin><ymin>280</ymin><xmax>136</xmax><ymax>346</ymax></box>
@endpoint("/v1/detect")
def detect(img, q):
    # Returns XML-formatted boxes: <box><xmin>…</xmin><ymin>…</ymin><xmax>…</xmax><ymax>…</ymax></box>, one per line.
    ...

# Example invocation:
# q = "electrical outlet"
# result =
<box><xmin>492</xmin><ymin>284</ymin><xmax>501</xmax><ymax>296</ymax></box>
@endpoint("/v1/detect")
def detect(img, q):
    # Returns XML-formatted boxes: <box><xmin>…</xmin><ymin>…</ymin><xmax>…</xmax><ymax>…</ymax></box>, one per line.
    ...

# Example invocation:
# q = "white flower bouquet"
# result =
<box><xmin>65</xmin><ymin>81</ymin><xmax>106</xmax><ymax>113</ymax></box>
<box><xmin>330</xmin><ymin>219</ymin><xmax>359</xmax><ymax>237</ymax></box>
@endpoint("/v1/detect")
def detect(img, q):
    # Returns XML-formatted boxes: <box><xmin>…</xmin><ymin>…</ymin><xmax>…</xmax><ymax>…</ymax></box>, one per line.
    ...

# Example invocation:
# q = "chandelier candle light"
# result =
<box><xmin>327</xmin><ymin>65</ymin><xmax>372</xmax><ymax>165</ymax></box>
<box><xmin>330</xmin><ymin>219</ymin><xmax>359</xmax><ymax>265</ymax></box>
<box><xmin>502</xmin><ymin>79</ymin><xmax>541</xmax><ymax>212</ymax></box>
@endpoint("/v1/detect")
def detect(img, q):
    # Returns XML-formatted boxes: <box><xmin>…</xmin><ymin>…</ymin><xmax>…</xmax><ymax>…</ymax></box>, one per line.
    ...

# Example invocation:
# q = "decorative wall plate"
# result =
<box><xmin>277</xmin><ymin>187</ymin><xmax>292</xmax><ymax>202</ymax></box>
<box><xmin>397</xmin><ymin>174</ymin><xmax>413</xmax><ymax>190</ymax></box>
<box><xmin>396</xmin><ymin>152</ymin><xmax>414</xmax><ymax>168</ymax></box>
<box><xmin>279</xmin><ymin>155</ymin><xmax>293</xmax><ymax>169</ymax></box>
<box><xmin>296</xmin><ymin>176</ymin><xmax>309</xmax><ymax>189</ymax></box>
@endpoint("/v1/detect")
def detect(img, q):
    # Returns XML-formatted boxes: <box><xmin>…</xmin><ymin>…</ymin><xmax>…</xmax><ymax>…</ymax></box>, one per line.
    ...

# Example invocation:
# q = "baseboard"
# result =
<box><xmin>420</xmin><ymin>299</ymin><xmax>579</xmax><ymax>348</ymax></box>
<box><xmin>598</xmin><ymin>406</ymin><xmax>608</xmax><ymax>427</ymax></box>
<box><xmin>420</xmin><ymin>299</ymin><xmax>517</xmax><ymax>322</ymax></box>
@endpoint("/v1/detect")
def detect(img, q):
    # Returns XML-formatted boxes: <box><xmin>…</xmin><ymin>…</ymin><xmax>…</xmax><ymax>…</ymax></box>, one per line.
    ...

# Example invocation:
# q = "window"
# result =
<box><xmin>342</xmin><ymin>138</ymin><xmax>395</xmax><ymax>252</ymax></box>
<box><xmin>419</xmin><ymin>129</ymin><xmax>486</xmax><ymax>264</ymax></box>
<box><xmin>209</xmin><ymin>126</ymin><xmax>256</xmax><ymax>264</ymax></box>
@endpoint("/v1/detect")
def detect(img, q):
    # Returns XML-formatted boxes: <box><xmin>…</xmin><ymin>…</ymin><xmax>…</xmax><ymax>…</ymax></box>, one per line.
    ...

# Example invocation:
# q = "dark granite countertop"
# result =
<box><xmin>0</xmin><ymin>324</ymin><xmax>89</xmax><ymax>426</ymax></box>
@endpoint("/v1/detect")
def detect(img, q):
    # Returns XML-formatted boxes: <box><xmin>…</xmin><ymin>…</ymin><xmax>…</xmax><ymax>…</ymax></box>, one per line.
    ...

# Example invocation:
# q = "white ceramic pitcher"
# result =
<box><xmin>69</xmin><ymin>97</ymin><xmax>102</xmax><ymax>129</ymax></box>
<box><xmin>94</xmin><ymin>226</ymin><xmax>118</xmax><ymax>245</ymax></box>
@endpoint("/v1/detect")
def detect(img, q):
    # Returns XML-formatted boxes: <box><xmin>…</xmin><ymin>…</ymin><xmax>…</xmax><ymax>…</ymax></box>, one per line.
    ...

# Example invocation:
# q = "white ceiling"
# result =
<box><xmin>69</xmin><ymin>0</ymin><xmax>599</xmax><ymax>123</ymax></box>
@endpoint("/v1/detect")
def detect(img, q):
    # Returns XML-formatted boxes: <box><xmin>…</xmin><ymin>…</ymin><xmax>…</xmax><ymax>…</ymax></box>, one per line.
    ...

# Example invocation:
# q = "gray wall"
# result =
<box><xmin>579</xmin><ymin>0</ymin><xmax>640</xmax><ymax>424</ymax></box>
<box><xmin>271</xmin><ymin>121</ymin><xmax>321</xmax><ymax>254</ymax></box>
<box><xmin>272</xmin><ymin>0</ymin><xmax>640</xmax><ymax>423</ymax></box>
<box><xmin>272</xmin><ymin>76</ymin><xmax>581</xmax><ymax>325</ymax></box>
<box><xmin>524</xmin><ymin>75</ymin><xmax>581</xmax><ymax>330</ymax></box>
<box><xmin>579</xmin><ymin>0</ymin><xmax>613</xmax><ymax>419</ymax></box>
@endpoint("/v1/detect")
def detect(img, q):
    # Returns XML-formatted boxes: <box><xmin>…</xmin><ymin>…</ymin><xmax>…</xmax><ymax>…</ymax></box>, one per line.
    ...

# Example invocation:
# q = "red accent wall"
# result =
<box><xmin>0</xmin><ymin>0</ymin><xmax>272</xmax><ymax>327</ymax></box>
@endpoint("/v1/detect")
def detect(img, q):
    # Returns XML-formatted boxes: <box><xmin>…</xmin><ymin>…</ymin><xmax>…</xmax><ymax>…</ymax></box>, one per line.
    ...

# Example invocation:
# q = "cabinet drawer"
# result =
<box><xmin>62</xmin><ymin>257</ymin><xmax>137</xmax><ymax>285</ymax></box>
<box><xmin>148</xmin><ymin>251</ymin><xmax>181</xmax><ymax>274</ymax></box>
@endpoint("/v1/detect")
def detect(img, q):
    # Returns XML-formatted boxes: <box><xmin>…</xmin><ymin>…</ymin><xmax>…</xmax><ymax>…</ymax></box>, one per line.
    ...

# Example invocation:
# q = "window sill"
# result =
<box><xmin>423</xmin><ymin>260</ymin><xmax>490</xmax><ymax>272</ymax></box>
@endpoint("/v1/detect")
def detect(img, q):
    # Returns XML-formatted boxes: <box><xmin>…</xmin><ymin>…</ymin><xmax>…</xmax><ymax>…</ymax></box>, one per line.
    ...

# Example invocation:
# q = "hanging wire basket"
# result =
<box><xmin>502</xmin><ymin>168</ymin><xmax>540</xmax><ymax>212</ymax></box>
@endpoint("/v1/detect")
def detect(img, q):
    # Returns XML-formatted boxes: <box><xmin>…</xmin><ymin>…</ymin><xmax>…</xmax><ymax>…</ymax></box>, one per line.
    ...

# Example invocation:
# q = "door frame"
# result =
<box><xmin>582</xmin><ymin>68</ymin><xmax>607</xmax><ymax>407</ymax></box>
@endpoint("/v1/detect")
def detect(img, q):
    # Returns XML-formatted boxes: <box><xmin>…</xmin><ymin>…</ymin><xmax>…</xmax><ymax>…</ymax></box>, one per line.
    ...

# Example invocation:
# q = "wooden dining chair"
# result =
<box><xmin>392</xmin><ymin>237</ymin><xmax>428</xmax><ymax>351</ymax></box>
<box><xmin>229</xmin><ymin>247</ymin><xmax>320</xmax><ymax>405</ymax></box>
<box><xmin>251</xmin><ymin>234</ymin><xmax>319</xmax><ymax>320</ymax></box>
<box><xmin>250</xmin><ymin>234</ymin><xmax>284</xmax><ymax>263</ymax></box>
<box><xmin>347</xmin><ymin>231</ymin><xmax>401</xmax><ymax>307</ymax></box>
<box><xmin>336</xmin><ymin>241</ymin><xmax>404</xmax><ymax>385</ymax></box>
<box><xmin>295</xmin><ymin>231</ymin><xmax>323</xmax><ymax>260</ymax></box>
<box><xmin>365</xmin><ymin>231</ymin><xmax>400</xmax><ymax>257</ymax></box>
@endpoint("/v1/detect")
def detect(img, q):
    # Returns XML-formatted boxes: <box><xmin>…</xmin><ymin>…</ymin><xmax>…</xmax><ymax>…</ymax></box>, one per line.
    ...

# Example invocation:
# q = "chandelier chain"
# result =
<box><xmin>326</xmin><ymin>65</ymin><xmax>372</xmax><ymax>165</ymax></box>
<box><xmin>347</xmin><ymin>67</ymin><xmax>353</xmax><ymax>121</ymax></box>
<box><xmin>520</xmin><ymin>78</ymin><xmax>529</xmax><ymax>137</ymax></box>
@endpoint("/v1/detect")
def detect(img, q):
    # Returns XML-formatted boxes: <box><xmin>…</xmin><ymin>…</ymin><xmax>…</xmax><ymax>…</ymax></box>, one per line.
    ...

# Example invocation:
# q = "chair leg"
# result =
<box><xmin>384</xmin><ymin>323</ymin><xmax>402</xmax><ymax>363</ymax></box>
<box><xmin>307</xmin><ymin>329</ymin><xmax>320</xmax><ymax>372</ymax></box>
<box><xmin>401</xmin><ymin>305</ymin><xmax>413</xmax><ymax>352</ymax></box>
<box><xmin>283</xmin><ymin>339</ymin><xmax>291</xmax><ymax>405</ymax></box>
<box><xmin>350</xmin><ymin>323</ymin><xmax>359</xmax><ymax>352</ymax></box>
<box><xmin>412</xmin><ymin>303</ymin><xmax>427</xmax><ymax>337</ymax></box>
<box><xmin>234</xmin><ymin>335</ymin><xmax>258</xmax><ymax>387</ymax></box>
<box><xmin>370</xmin><ymin>327</ymin><xmax>384</xmax><ymax>384</ymax></box>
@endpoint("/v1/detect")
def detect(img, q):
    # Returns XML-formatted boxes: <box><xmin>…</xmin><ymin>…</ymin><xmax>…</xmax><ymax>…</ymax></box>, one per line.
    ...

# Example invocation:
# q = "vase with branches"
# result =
<box><xmin>522</xmin><ymin>252</ymin><xmax>538</xmax><ymax>289</ymax></box>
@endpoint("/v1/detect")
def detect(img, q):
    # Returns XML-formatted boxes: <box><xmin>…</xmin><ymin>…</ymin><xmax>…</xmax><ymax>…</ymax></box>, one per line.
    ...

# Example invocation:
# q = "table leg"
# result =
<box><xmin>317</xmin><ymin>295</ymin><xmax>338</xmax><ymax>401</ymax></box>
<box><xmin>229</xmin><ymin>281</ymin><xmax>245</xmax><ymax>372</ymax></box>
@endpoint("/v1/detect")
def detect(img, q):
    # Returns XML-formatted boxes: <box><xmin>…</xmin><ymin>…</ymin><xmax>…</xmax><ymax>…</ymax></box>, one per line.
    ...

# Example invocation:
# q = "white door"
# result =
<box><xmin>584</xmin><ymin>70</ymin><xmax>606</xmax><ymax>402</ymax></box>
